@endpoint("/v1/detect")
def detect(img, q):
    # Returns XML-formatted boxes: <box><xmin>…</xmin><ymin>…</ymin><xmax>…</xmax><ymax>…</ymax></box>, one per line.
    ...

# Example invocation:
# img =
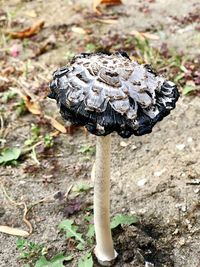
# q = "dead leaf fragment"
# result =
<box><xmin>140</xmin><ymin>32</ymin><xmax>159</xmax><ymax>40</ymax></box>
<box><xmin>44</xmin><ymin>115</ymin><xmax>66</xmax><ymax>133</ymax></box>
<box><xmin>93</xmin><ymin>0</ymin><xmax>122</xmax><ymax>14</ymax></box>
<box><xmin>0</xmin><ymin>225</ymin><xmax>29</xmax><ymax>237</ymax></box>
<box><xmin>6</xmin><ymin>20</ymin><xmax>45</xmax><ymax>39</ymax></box>
<box><xmin>71</xmin><ymin>26</ymin><xmax>86</xmax><ymax>35</ymax></box>
<box><xmin>95</xmin><ymin>18</ymin><xmax>118</xmax><ymax>24</ymax></box>
<box><xmin>130</xmin><ymin>30</ymin><xmax>159</xmax><ymax>40</ymax></box>
<box><xmin>24</xmin><ymin>10</ymin><xmax>37</xmax><ymax>18</ymax></box>
<box><xmin>23</xmin><ymin>95</ymin><xmax>41</xmax><ymax>115</ymax></box>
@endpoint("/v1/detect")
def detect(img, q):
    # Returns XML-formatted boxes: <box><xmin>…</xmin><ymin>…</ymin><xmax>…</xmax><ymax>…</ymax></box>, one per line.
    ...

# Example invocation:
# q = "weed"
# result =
<box><xmin>35</xmin><ymin>253</ymin><xmax>73</xmax><ymax>267</ymax></box>
<box><xmin>43</xmin><ymin>134</ymin><xmax>54</xmax><ymax>148</ymax></box>
<box><xmin>16</xmin><ymin>98</ymin><xmax>27</xmax><ymax>116</ymax></box>
<box><xmin>24</xmin><ymin>124</ymin><xmax>40</xmax><ymax>146</ymax></box>
<box><xmin>72</xmin><ymin>183</ymin><xmax>92</xmax><ymax>193</ymax></box>
<box><xmin>86</xmin><ymin>43</ymin><xmax>97</xmax><ymax>53</ymax></box>
<box><xmin>59</xmin><ymin>219</ymin><xmax>86</xmax><ymax>246</ymax></box>
<box><xmin>65</xmin><ymin>51</ymin><xmax>75</xmax><ymax>61</ymax></box>
<box><xmin>16</xmin><ymin>239</ymin><xmax>47</xmax><ymax>263</ymax></box>
<box><xmin>78</xmin><ymin>144</ymin><xmax>96</xmax><ymax>156</ymax></box>
<box><xmin>57</xmin><ymin>213</ymin><xmax>138</xmax><ymax>266</ymax></box>
<box><xmin>0</xmin><ymin>147</ymin><xmax>21</xmax><ymax>165</ymax></box>
<box><xmin>78</xmin><ymin>252</ymin><xmax>93</xmax><ymax>267</ymax></box>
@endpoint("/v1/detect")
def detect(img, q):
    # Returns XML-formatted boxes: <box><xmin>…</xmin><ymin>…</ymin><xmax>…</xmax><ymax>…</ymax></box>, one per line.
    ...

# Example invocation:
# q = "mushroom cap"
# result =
<box><xmin>49</xmin><ymin>51</ymin><xmax>179</xmax><ymax>138</ymax></box>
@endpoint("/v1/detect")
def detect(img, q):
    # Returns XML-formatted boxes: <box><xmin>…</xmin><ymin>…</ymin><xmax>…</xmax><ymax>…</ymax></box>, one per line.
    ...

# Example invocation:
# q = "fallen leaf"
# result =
<box><xmin>44</xmin><ymin>115</ymin><xmax>66</xmax><ymax>133</ymax></box>
<box><xmin>0</xmin><ymin>226</ymin><xmax>29</xmax><ymax>237</ymax></box>
<box><xmin>23</xmin><ymin>95</ymin><xmax>41</xmax><ymax>115</ymax></box>
<box><xmin>95</xmin><ymin>18</ymin><xmax>118</xmax><ymax>24</ymax></box>
<box><xmin>93</xmin><ymin>0</ymin><xmax>122</xmax><ymax>14</ymax></box>
<box><xmin>6</xmin><ymin>20</ymin><xmax>45</xmax><ymax>39</ymax></box>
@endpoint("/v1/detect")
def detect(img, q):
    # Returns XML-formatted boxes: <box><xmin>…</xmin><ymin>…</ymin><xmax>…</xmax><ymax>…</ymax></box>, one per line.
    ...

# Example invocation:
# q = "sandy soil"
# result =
<box><xmin>0</xmin><ymin>0</ymin><xmax>200</xmax><ymax>266</ymax></box>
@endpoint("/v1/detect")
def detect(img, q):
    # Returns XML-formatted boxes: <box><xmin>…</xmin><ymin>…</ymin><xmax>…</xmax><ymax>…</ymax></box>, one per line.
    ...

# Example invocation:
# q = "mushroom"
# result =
<box><xmin>48</xmin><ymin>51</ymin><xmax>179</xmax><ymax>266</ymax></box>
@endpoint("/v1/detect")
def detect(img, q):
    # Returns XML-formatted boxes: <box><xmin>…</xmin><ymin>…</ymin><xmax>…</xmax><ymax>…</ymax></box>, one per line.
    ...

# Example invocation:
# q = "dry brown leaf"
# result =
<box><xmin>0</xmin><ymin>225</ymin><xmax>29</xmax><ymax>237</ymax></box>
<box><xmin>45</xmin><ymin>115</ymin><xmax>66</xmax><ymax>133</ymax></box>
<box><xmin>50</xmin><ymin>131</ymin><xmax>60</xmax><ymax>137</ymax></box>
<box><xmin>101</xmin><ymin>0</ymin><xmax>122</xmax><ymax>3</ymax></box>
<box><xmin>93</xmin><ymin>0</ymin><xmax>122</xmax><ymax>14</ymax></box>
<box><xmin>95</xmin><ymin>18</ymin><xmax>118</xmax><ymax>24</ymax></box>
<box><xmin>6</xmin><ymin>20</ymin><xmax>45</xmax><ymax>39</ymax></box>
<box><xmin>23</xmin><ymin>95</ymin><xmax>41</xmax><ymax>115</ymax></box>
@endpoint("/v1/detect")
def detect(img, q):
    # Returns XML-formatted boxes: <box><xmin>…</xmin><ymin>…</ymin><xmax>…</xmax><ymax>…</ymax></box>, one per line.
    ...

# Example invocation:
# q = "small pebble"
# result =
<box><xmin>137</xmin><ymin>178</ymin><xmax>147</xmax><ymax>187</ymax></box>
<box><xmin>179</xmin><ymin>237</ymin><xmax>185</xmax><ymax>246</ymax></box>
<box><xmin>187</xmin><ymin>137</ymin><xmax>193</xmax><ymax>143</ymax></box>
<box><xmin>181</xmin><ymin>205</ymin><xmax>187</xmax><ymax>212</ymax></box>
<box><xmin>19</xmin><ymin>180</ymin><xmax>26</xmax><ymax>184</ymax></box>
<box><xmin>194</xmin><ymin>188</ymin><xmax>199</xmax><ymax>194</ymax></box>
<box><xmin>176</xmin><ymin>144</ymin><xmax>185</xmax><ymax>150</ymax></box>
<box><xmin>154</xmin><ymin>168</ymin><xmax>166</xmax><ymax>177</ymax></box>
<box><xmin>120</xmin><ymin>141</ymin><xmax>128</xmax><ymax>147</ymax></box>
<box><xmin>145</xmin><ymin>261</ymin><xmax>154</xmax><ymax>267</ymax></box>
<box><xmin>131</xmin><ymin>145</ymin><xmax>137</xmax><ymax>150</ymax></box>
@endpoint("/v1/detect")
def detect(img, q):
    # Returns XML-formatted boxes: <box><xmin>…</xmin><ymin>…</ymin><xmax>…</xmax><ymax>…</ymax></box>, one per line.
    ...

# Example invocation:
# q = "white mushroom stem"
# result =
<box><xmin>94</xmin><ymin>135</ymin><xmax>117</xmax><ymax>266</ymax></box>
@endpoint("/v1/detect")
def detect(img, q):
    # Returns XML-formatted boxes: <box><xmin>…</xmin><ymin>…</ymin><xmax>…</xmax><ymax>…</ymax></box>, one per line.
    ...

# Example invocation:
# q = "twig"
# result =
<box><xmin>0</xmin><ymin>115</ymin><xmax>5</xmax><ymax>138</ymax></box>
<box><xmin>1</xmin><ymin>184</ymin><xmax>33</xmax><ymax>234</ymax></box>
<box><xmin>186</xmin><ymin>179</ymin><xmax>200</xmax><ymax>185</ymax></box>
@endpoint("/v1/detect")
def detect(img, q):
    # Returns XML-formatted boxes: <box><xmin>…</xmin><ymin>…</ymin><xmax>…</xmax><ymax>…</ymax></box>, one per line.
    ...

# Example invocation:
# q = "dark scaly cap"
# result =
<box><xmin>49</xmin><ymin>51</ymin><xmax>179</xmax><ymax>138</ymax></box>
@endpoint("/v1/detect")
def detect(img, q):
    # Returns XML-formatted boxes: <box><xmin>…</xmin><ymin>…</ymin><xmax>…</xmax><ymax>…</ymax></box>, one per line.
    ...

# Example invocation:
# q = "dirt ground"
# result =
<box><xmin>0</xmin><ymin>0</ymin><xmax>200</xmax><ymax>266</ymax></box>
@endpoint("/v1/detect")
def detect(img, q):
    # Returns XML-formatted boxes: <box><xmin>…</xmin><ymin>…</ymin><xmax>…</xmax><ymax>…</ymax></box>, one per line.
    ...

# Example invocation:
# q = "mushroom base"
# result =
<box><xmin>94</xmin><ymin>247</ymin><xmax>118</xmax><ymax>266</ymax></box>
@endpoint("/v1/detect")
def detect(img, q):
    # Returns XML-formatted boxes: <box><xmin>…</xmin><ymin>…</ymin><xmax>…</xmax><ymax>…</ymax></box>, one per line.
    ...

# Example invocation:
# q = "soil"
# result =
<box><xmin>0</xmin><ymin>0</ymin><xmax>200</xmax><ymax>267</ymax></box>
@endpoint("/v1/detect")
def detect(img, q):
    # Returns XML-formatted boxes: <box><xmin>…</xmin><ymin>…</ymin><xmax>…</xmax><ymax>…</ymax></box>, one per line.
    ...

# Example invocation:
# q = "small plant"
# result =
<box><xmin>78</xmin><ymin>145</ymin><xmax>96</xmax><ymax>156</ymax></box>
<box><xmin>16</xmin><ymin>98</ymin><xmax>27</xmax><ymax>116</ymax></box>
<box><xmin>59</xmin><ymin>219</ymin><xmax>86</xmax><ymax>249</ymax></box>
<box><xmin>78</xmin><ymin>252</ymin><xmax>93</xmax><ymax>267</ymax></box>
<box><xmin>43</xmin><ymin>134</ymin><xmax>54</xmax><ymax>148</ymax></box>
<box><xmin>72</xmin><ymin>183</ymin><xmax>92</xmax><ymax>193</ymax></box>
<box><xmin>35</xmin><ymin>253</ymin><xmax>73</xmax><ymax>267</ymax></box>
<box><xmin>24</xmin><ymin>124</ymin><xmax>40</xmax><ymax>146</ymax></box>
<box><xmin>86</xmin><ymin>43</ymin><xmax>97</xmax><ymax>53</ymax></box>
<box><xmin>111</xmin><ymin>214</ymin><xmax>138</xmax><ymax>229</ymax></box>
<box><xmin>65</xmin><ymin>51</ymin><xmax>75</xmax><ymax>60</ymax></box>
<box><xmin>182</xmin><ymin>85</ymin><xmax>197</xmax><ymax>95</ymax></box>
<box><xmin>16</xmin><ymin>239</ymin><xmax>47</xmax><ymax>263</ymax></box>
<box><xmin>58</xmin><ymin>213</ymin><xmax>137</xmax><ymax>266</ymax></box>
